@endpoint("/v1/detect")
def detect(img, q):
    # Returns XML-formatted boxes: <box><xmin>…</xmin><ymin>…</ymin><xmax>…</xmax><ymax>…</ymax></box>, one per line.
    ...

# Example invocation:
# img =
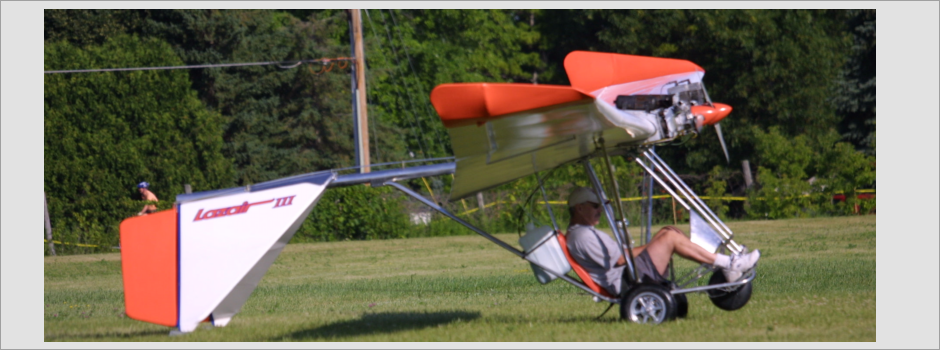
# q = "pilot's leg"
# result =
<box><xmin>634</xmin><ymin>226</ymin><xmax>717</xmax><ymax>276</ymax></box>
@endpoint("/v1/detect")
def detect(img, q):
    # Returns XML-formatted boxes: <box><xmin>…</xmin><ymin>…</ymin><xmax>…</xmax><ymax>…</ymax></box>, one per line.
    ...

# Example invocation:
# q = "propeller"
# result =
<box><xmin>691</xmin><ymin>103</ymin><xmax>733</xmax><ymax>164</ymax></box>
<box><xmin>714</xmin><ymin>123</ymin><xmax>730</xmax><ymax>164</ymax></box>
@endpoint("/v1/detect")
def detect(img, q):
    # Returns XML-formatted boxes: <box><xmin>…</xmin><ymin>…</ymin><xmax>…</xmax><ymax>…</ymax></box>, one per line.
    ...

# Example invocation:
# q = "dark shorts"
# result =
<box><xmin>632</xmin><ymin>250</ymin><xmax>666</xmax><ymax>284</ymax></box>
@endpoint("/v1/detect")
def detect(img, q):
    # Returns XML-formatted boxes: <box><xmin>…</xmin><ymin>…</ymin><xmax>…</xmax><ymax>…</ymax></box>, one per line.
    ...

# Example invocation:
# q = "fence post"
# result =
<box><xmin>44</xmin><ymin>191</ymin><xmax>56</xmax><ymax>256</ymax></box>
<box><xmin>184</xmin><ymin>184</ymin><xmax>192</xmax><ymax>194</ymax></box>
<box><xmin>671</xmin><ymin>197</ymin><xmax>677</xmax><ymax>225</ymax></box>
<box><xmin>742</xmin><ymin>160</ymin><xmax>754</xmax><ymax>190</ymax></box>
<box><xmin>476</xmin><ymin>192</ymin><xmax>485</xmax><ymax>215</ymax></box>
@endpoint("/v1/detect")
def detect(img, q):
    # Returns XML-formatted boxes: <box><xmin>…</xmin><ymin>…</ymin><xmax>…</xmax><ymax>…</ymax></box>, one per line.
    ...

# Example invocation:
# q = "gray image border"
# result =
<box><xmin>0</xmin><ymin>1</ymin><xmax>940</xmax><ymax>349</ymax></box>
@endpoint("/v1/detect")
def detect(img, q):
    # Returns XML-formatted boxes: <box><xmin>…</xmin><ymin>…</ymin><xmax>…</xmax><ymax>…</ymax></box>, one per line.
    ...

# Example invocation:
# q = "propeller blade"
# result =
<box><xmin>715</xmin><ymin>123</ymin><xmax>730</xmax><ymax>164</ymax></box>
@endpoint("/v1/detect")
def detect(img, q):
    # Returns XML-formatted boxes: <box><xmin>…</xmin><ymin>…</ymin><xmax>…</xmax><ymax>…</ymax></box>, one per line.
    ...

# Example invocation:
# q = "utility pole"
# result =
<box><xmin>350</xmin><ymin>9</ymin><xmax>370</xmax><ymax>173</ymax></box>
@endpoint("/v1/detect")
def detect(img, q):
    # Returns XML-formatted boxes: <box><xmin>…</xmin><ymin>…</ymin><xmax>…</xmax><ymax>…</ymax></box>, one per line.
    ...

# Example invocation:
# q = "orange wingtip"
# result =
<box><xmin>691</xmin><ymin>103</ymin><xmax>733</xmax><ymax>125</ymax></box>
<box><xmin>430</xmin><ymin>83</ymin><xmax>590</xmax><ymax>128</ymax></box>
<box><xmin>564</xmin><ymin>51</ymin><xmax>704</xmax><ymax>95</ymax></box>
<box><xmin>120</xmin><ymin>209</ymin><xmax>178</xmax><ymax>327</ymax></box>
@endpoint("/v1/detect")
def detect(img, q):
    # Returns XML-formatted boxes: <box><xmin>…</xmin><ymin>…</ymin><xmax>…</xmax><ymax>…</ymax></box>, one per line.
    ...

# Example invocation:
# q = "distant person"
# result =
<box><xmin>564</xmin><ymin>186</ymin><xmax>760</xmax><ymax>296</ymax></box>
<box><xmin>137</xmin><ymin>182</ymin><xmax>159</xmax><ymax>216</ymax></box>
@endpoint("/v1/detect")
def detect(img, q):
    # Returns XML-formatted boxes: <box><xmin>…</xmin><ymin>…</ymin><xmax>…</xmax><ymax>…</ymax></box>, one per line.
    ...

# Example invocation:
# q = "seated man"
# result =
<box><xmin>136</xmin><ymin>181</ymin><xmax>159</xmax><ymax>216</ymax></box>
<box><xmin>564</xmin><ymin>186</ymin><xmax>759</xmax><ymax>296</ymax></box>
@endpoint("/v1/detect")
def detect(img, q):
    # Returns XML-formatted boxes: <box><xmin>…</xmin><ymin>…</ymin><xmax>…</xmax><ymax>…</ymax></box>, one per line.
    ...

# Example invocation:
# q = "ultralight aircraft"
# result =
<box><xmin>119</xmin><ymin>51</ymin><xmax>756</xmax><ymax>333</ymax></box>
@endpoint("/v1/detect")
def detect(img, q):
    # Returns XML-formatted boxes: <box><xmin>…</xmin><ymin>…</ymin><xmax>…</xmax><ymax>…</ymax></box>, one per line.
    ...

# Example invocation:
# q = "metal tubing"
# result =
<box><xmin>556</xmin><ymin>274</ymin><xmax>620</xmax><ymax>303</ymax></box>
<box><xmin>636</xmin><ymin>158</ymin><xmax>740</xmax><ymax>253</ymax></box>
<box><xmin>330</xmin><ymin>156</ymin><xmax>455</xmax><ymax>173</ymax></box>
<box><xmin>646</xmin><ymin>158</ymin><xmax>654</xmax><ymax>244</ymax></box>
<box><xmin>642</xmin><ymin>152</ymin><xmax>742</xmax><ymax>253</ymax></box>
<box><xmin>642</xmin><ymin>153</ymin><xmax>728</xmax><ymax>237</ymax></box>
<box><xmin>385</xmin><ymin>181</ymin><xmax>523</xmax><ymax>258</ymax></box>
<box><xmin>674</xmin><ymin>265</ymin><xmax>713</xmax><ymax>289</ymax></box>
<box><xmin>536</xmin><ymin>172</ymin><xmax>560</xmax><ymax>233</ymax></box>
<box><xmin>670</xmin><ymin>272</ymin><xmax>753</xmax><ymax>295</ymax></box>
<box><xmin>176</xmin><ymin>171</ymin><xmax>336</xmax><ymax>203</ymax></box>
<box><xmin>635</xmin><ymin>158</ymin><xmax>692</xmax><ymax>211</ymax></box>
<box><xmin>598</xmin><ymin>138</ymin><xmax>629</xmax><ymax>234</ymax></box>
<box><xmin>386</xmin><ymin>180</ymin><xmax>620</xmax><ymax>304</ymax></box>
<box><xmin>332</xmin><ymin>162</ymin><xmax>455</xmax><ymax>187</ymax></box>
<box><xmin>647</xmin><ymin>155</ymin><xmax>742</xmax><ymax>252</ymax></box>
<box><xmin>648</xmin><ymin>150</ymin><xmax>734</xmax><ymax>240</ymax></box>
<box><xmin>583</xmin><ymin>159</ymin><xmax>638</xmax><ymax>284</ymax></box>
<box><xmin>647</xmin><ymin>150</ymin><xmax>731</xmax><ymax>236</ymax></box>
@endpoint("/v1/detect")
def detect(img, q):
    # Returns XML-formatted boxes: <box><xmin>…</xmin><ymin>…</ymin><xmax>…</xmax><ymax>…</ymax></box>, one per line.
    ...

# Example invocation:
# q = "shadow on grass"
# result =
<box><xmin>276</xmin><ymin>310</ymin><xmax>481</xmax><ymax>341</ymax></box>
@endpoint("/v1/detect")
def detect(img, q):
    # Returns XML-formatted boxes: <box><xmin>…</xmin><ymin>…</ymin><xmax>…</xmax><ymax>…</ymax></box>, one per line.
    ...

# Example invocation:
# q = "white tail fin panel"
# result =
<box><xmin>176</xmin><ymin>181</ymin><xmax>329</xmax><ymax>332</ymax></box>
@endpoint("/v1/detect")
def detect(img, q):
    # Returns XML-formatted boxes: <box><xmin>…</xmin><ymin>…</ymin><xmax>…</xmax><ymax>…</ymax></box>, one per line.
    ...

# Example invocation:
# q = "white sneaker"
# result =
<box><xmin>723</xmin><ymin>249</ymin><xmax>760</xmax><ymax>282</ymax></box>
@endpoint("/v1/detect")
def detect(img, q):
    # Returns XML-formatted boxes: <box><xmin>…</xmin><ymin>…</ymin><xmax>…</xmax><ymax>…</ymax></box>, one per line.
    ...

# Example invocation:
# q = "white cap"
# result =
<box><xmin>567</xmin><ymin>187</ymin><xmax>606</xmax><ymax>207</ymax></box>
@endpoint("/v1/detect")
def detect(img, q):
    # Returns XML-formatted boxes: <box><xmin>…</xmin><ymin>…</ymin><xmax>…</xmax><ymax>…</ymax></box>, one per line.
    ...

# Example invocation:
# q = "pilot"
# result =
<box><xmin>564</xmin><ymin>186</ymin><xmax>759</xmax><ymax>296</ymax></box>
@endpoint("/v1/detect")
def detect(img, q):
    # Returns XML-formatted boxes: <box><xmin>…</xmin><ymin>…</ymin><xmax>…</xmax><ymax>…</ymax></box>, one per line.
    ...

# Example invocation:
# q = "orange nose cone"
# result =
<box><xmin>691</xmin><ymin>103</ymin><xmax>733</xmax><ymax>125</ymax></box>
<box><xmin>709</xmin><ymin>103</ymin><xmax>733</xmax><ymax>124</ymax></box>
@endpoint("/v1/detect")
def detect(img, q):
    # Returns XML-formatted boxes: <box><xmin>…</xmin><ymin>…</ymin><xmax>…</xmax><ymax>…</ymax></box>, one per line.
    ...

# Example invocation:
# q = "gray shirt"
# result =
<box><xmin>566</xmin><ymin>224</ymin><xmax>625</xmax><ymax>296</ymax></box>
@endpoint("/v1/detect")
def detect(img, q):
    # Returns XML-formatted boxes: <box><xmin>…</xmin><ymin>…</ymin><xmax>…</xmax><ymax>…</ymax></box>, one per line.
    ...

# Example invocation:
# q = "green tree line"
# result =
<box><xmin>44</xmin><ymin>9</ymin><xmax>874</xmax><ymax>253</ymax></box>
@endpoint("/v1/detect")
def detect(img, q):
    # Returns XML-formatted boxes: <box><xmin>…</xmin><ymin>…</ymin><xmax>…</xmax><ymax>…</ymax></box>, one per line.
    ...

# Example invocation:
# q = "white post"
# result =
<box><xmin>44</xmin><ymin>191</ymin><xmax>56</xmax><ymax>256</ymax></box>
<box><xmin>742</xmin><ymin>160</ymin><xmax>754</xmax><ymax>189</ymax></box>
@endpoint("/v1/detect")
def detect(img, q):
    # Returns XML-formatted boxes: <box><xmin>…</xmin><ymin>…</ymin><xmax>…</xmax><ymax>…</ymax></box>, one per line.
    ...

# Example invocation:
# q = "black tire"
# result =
<box><xmin>707</xmin><ymin>270</ymin><xmax>753</xmax><ymax>311</ymax></box>
<box><xmin>619</xmin><ymin>284</ymin><xmax>676</xmax><ymax>324</ymax></box>
<box><xmin>674</xmin><ymin>292</ymin><xmax>689</xmax><ymax>318</ymax></box>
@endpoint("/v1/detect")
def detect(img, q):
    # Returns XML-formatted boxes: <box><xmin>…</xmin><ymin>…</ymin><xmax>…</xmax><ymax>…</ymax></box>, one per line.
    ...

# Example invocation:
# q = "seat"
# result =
<box><xmin>556</xmin><ymin>232</ymin><xmax>615</xmax><ymax>298</ymax></box>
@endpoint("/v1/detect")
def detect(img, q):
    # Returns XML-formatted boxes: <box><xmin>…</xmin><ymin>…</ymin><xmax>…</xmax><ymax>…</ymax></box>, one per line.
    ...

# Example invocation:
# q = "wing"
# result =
<box><xmin>432</xmin><ymin>51</ymin><xmax>717</xmax><ymax>200</ymax></box>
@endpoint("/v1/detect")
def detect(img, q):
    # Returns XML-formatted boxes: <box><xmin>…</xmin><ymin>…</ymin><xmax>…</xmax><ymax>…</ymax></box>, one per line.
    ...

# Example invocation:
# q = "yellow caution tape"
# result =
<box><xmin>43</xmin><ymin>239</ymin><xmax>99</xmax><ymax>248</ymax></box>
<box><xmin>453</xmin><ymin>192</ymin><xmax>873</xmax><ymax>216</ymax></box>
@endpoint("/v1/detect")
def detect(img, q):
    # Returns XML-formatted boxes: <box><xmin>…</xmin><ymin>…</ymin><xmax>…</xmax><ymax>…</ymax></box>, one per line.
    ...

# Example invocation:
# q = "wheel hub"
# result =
<box><xmin>629</xmin><ymin>292</ymin><xmax>667</xmax><ymax>324</ymax></box>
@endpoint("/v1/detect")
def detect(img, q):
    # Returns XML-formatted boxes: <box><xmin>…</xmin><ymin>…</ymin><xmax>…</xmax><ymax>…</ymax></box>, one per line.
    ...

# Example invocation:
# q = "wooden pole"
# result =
<box><xmin>477</xmin><ymin>192</ymin><xmax>485</xmax><ymax>215</ymax></box>
<box><xmin>184</xmin><ymin>184</ymin><xmax>192</xmax><ymax>194</ymax></box>
<box><xmin>671</xmin><ymin>197</ymin><xmax>677</xmax><ymax>225</ymax></box>
<box><xmin>351</xmin><ymin>9</ymin><xmax>370</xmax><ymax>173</ymax></box>
<box><xmin>44</xmin><ymin>191</ymin><xmax>56</xmax><ymax>256</ymax></box>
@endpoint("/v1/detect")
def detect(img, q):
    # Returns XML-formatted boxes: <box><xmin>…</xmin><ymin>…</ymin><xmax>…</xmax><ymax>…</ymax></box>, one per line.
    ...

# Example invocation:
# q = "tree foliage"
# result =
<box><xmin>543</xmin><ymin>10</ymin><xmax>853</xmax><ymax>173</ymax></box>
<box><xmin>136</xmin><ymin>10</ymin><xmax>403</xmax><ymax>185</ymax></box>
<box><xmin>362</xmin><ymin>9</ymin><xmax>543</xmax><ymax>159</ymax></box>
<box><xmin>832</xmin><ymin>9</ymin><xmax>876</xmax><ymax>155</ymax></box>
<box><xmin>44</xmin><ymin>10</ymin><xmax>877</xmax><ymax>253</ymax></box>
<box><xmin>44</xmin><ymin>35</ymin><xmax>233</xmax><ymax>250</ymax></box>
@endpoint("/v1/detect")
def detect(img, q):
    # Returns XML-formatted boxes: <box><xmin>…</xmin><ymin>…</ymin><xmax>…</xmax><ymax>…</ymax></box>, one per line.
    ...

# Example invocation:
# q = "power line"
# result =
<box><xmin>388</xmin><ymin>10</ymin><xmax>450</xmax><ymax>157</ymax></box>
<box><xmin>374</xmin><ymin>9</ymin><xmax>430</xmax><ymax>159</ymax></box>
<box><xmin>44</xmin><ymin>57</ymin><xmax>355</xmax><ymax>74</ymax></box>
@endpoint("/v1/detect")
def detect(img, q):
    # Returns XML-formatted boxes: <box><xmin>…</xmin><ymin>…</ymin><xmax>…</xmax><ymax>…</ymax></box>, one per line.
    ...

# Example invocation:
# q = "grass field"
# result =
<box><xmin>43</xmin><ymin>215</ymin><xmax>875</xmax><ymax>342</ymax></box>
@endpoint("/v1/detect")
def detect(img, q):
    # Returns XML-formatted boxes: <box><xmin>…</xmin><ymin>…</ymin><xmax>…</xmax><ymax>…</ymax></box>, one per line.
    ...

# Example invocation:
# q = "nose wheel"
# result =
<box><xmin>707</xmin><ymin>270</ymin><xmax>753</xmax><ymax>311</ymax></box>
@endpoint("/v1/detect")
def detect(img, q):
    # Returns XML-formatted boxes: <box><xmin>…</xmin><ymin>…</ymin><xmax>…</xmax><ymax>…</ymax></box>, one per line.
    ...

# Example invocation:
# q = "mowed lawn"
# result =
<box><xmin>44</xmin><ymin>215</ymin><xmax>875</xmax><ymax>342</ymax></box>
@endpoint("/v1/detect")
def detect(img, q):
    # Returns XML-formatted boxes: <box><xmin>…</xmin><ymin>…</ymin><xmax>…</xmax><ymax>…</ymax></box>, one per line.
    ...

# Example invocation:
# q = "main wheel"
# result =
<box><xmin>620</xmin><ymin>284</ymin><xmax>676</xmax><ymax>324</ymax></box>
<box><xmin>707</xmin><ymin>270</ymin><xmax>753</xmax><ymax>311</ymax></box>
<box><xmin>674</xmin><ymin>292</ymin><xmax>689</xmax><ymax>318</ymax></box>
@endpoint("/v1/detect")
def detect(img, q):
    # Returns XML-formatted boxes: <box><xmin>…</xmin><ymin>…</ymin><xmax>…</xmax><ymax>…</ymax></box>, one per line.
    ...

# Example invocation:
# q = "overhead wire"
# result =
<box><xmin>44</xmin><ymin>57</ymin><xmax>355</xmax><ymax>74</ymax></box>
<box><xmin>359</xmin><ymin>10</ymin><xmax>382</xmax><ymax>164</ymax></box>
<box><xmin>365</xmin><ymin>9</ymin><xmax>417</xmax><ymax>162</ymax></box>
<box><xmin>388</xmin><ymin>10</ymin><xmax>450</xmax><ymax>157</ymax></box>
<box><xmin>375</xmin><ymin>9</ymin><xmax>430</xmax><ymax>159</ymax></box>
